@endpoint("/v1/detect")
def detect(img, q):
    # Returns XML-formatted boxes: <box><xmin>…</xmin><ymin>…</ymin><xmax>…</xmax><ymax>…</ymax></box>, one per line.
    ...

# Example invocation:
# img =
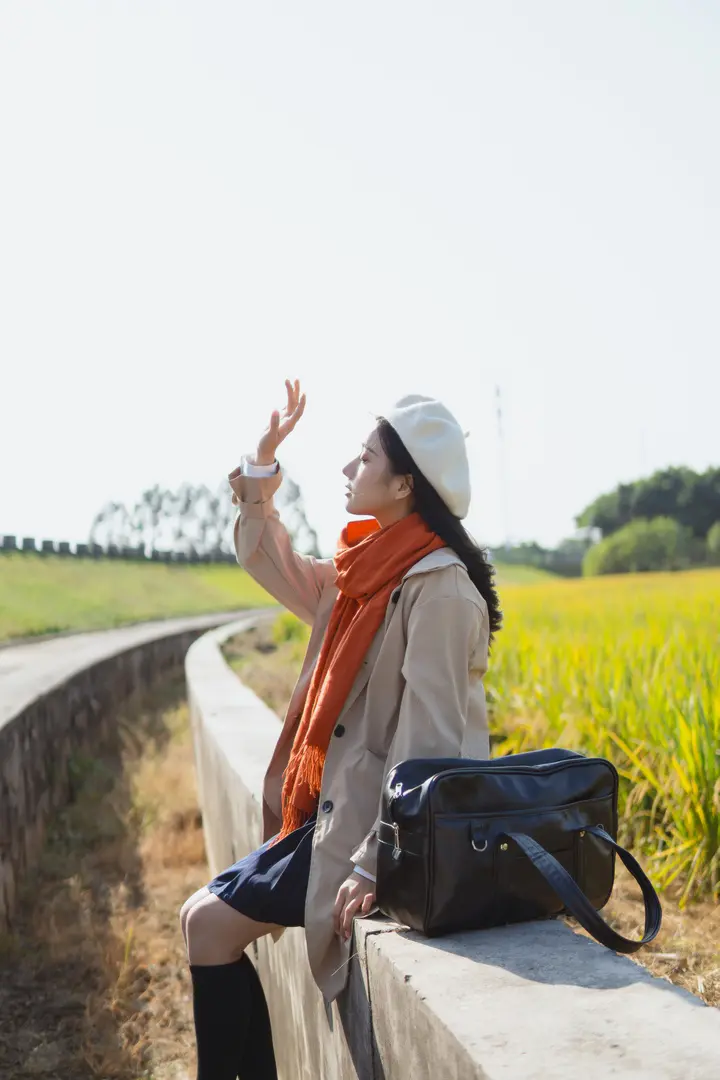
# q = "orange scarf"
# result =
<box><xmin>275</xmin><ymin>511</ymin><xmax>445</xmax><ymax>842</ymax></box>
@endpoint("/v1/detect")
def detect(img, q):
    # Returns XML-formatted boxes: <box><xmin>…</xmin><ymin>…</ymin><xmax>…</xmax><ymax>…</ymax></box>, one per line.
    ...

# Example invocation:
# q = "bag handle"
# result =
<box><xmin>504</xmin><ymin>825</ymin><xmax>662</xmax><ymax>954</ymax></box>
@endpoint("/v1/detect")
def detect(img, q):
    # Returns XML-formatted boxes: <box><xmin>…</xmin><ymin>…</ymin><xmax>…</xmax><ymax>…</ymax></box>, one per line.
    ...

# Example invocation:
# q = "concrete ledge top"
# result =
<box><xmin>359</xmin><ymin>918</ymin><xmax>720</xmax><ymax>1079</ymax></box>
<box><xmin>186</xmin><ymin>615</ymin><xmax>281</xmax><ymax>800</ymax></box>
<box><xmin>0</xmin><ymin>610</ymin><xmax>269</xmax><ymax>730</ymax></box>
<box><xmin>188</xmin><ymin>616</ymin><xmax>720</xmax><ymax>1080</ymax></box>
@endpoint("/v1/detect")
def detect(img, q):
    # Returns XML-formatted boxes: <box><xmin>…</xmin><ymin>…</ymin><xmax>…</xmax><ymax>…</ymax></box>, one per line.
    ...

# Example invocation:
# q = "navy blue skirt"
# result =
<box><xmin>206</xmin><ymin>814</ymin><xmax>316</xmax><ymax>927</ymax></box>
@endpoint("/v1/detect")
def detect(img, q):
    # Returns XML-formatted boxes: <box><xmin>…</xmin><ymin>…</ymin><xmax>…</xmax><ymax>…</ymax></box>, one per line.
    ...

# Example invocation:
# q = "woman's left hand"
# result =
<box><xmin>333</xmin><ymin>872</ymin><xmax>376</xmax><ymax>942</ymax></box>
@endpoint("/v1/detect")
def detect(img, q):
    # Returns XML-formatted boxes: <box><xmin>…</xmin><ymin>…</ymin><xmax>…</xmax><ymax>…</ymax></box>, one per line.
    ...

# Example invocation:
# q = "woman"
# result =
<box><xmin>180</xmin><ymin>380</ymin><xmax>502</xmax><ymax>1079</ymax></box>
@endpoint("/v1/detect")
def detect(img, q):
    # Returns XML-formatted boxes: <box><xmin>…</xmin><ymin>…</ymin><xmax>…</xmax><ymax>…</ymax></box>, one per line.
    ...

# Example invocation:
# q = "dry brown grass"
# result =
<box><xmin>222</xmin><ymin>623</ymin><xmax>302</xmax><ymax>718</ymax></box>
<box><xmin>566</xmin><ymin>880</ymin><xmax>720</xmax><ymax>1007</ymax></box>
<box><xmin>0</xmin><ymin>675</ymin><xmax>207</xmax><ymax>1079</ymax></box>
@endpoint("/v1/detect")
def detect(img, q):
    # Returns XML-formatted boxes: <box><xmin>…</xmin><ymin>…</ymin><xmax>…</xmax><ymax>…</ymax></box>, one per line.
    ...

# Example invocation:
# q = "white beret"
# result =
<box><xmin>382</xmin><ymin>394</ymin><xmax>471</xmax><ymax>519</ymax></box>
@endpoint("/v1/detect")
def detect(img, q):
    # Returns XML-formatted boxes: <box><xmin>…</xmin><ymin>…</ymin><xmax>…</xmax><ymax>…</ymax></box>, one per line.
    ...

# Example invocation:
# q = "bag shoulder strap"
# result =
<box><xmin>505</xmin><ymin>825</ymin><xmax>662</xmax><ymax>954</ymax></box>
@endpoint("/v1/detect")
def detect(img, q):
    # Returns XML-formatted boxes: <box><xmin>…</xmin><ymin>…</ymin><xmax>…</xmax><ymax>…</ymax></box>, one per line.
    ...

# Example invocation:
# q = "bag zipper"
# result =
<box><xmin>428</xmin><ymin>758</ymin><xmax>614</xmax><ymax>790</ymax></box>
<box><xmin>389</xmin><ymin>758</ymin><xmax>615</xmax><ymax>821</ymax></box>
<box><xmin>432</xmin><ymin>790</ymin><xmax>611</xmax><ymax>823</ymax></box>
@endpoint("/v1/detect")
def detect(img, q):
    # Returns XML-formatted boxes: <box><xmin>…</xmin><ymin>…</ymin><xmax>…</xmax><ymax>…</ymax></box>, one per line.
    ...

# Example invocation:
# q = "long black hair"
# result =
<box><xmin>376</xmin><ymin>418</ymin><xmax>503</xmax><ymax>643</ymax></box>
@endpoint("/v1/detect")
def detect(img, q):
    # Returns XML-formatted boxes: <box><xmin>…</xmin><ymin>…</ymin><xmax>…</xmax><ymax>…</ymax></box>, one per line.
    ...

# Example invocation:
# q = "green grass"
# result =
<box><xmin>492</xmin><ymin>561</ymin><xmax>556</xmax><ymax>585</ymax></box>
<box><xmin>492</xmin><ymin>566</ymin><xmax>720</xmax><ymax>902</ymax></box>
<box><xmin>0</xmin><ymin>554</ymin><xmax>276</xmax><ymax>642</ymax></box>
<box><xmin>0</xmin><ymin>551</ymin><xmax>552</xmax><ymax>643</ymax></box>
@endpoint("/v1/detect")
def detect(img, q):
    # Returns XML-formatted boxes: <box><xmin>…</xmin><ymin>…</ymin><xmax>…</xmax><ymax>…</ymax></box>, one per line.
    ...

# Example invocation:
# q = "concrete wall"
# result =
<box><xmin>0</xmin><ymin>610</ymin><xmax>260</xmax><ymax>932</ymax></box>
<box><xmin>187</xmin><ymin>617</ymin><xmax>720</xmax><ymax>1080</ymax></box>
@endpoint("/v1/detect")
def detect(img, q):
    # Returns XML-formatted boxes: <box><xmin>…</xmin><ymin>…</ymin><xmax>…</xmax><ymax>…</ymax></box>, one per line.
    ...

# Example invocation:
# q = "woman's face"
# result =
<box><xmin>342</xmin><ymin>427</ymin><xmax>412</xmax><ymax>520</ymax></box>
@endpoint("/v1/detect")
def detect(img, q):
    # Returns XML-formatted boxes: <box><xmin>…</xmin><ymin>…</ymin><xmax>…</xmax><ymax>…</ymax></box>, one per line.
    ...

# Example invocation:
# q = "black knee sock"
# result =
<box><xmin>190</xmin><ymin>956</ymin><xmax>250</xmax><ymax>1080</ymax></box>
<box><xmin>189</xmin><ymin>955</ymin><xmax>277</xmax><ymax>1080</ymax></box>
<box><xmin>240</xmin><ymin>954</ymin><xmax>278</xmax><ymax>1080</ymax></box>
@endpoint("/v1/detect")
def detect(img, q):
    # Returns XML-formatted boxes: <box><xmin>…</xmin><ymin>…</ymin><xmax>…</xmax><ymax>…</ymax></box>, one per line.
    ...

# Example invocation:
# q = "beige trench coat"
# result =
<box><xmin>228</xmin><ymin>465</ymin><xmax>491</xmax><ymax>1002</ymax></box>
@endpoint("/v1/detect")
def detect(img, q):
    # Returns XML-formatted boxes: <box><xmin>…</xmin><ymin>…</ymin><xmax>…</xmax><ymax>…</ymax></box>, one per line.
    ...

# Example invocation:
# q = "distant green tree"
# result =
<box><xmin>577</xmin><ymin>466</ymin><xmax>720</xmax><ymax>540</ymax></box>
<box><xmin>576</xmin><ymin>483</ymin><xmax>636</xmax><ymax>538</ymax></box>
<box><xmin>89</xmin><ymin>473</ymin><xmax>320</xmax><ymax>557</ymax></box>
<box><xmin>707</xmin><ymin>522</ymin><xmax>720</xmax><ymax>566</ymax></box>
<box><xmin>582</xmin><ymin>517</ymin><xmax>696</xmax><ymax>576</ymax></box>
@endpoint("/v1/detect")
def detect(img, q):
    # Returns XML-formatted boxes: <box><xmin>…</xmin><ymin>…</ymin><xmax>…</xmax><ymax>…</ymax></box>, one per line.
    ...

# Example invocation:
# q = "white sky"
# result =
<box><xmin>1</xmin><ymin>2</ymin><xmax>718</xmax><ymax>556</ymax></box>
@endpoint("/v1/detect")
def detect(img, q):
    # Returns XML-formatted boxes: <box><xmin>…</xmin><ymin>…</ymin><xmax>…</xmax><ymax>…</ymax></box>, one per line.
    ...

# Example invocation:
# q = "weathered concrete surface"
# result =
<box><xmin>367</xmin><ymin>920</ymin><xmax>720</xmax><ymax>1080</ymax></box>
<box><xmin>187</xmin><ymin>617</ymin><xmax>720</xmax><ymax>1080</ymax></box>
<box><xmin>0</xmin><ymin>610</ymin><xmax>267</xmax><ymax>932</ymax></box>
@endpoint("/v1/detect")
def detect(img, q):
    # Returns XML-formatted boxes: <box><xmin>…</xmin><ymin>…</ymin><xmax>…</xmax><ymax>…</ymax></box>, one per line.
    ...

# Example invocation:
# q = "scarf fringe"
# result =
<box><xmin>274</xmin><ymin>743</ymin><xmax>326</xmax><ymax>843</ymax></box>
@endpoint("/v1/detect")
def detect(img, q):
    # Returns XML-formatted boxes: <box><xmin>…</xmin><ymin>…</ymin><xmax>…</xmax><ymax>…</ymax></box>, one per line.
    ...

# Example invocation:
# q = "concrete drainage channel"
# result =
<box><xmin>1</xmin><ymin>612</ymin><xmax>719</xmax><ymax>1078</ymax></box>
<box><xmin>0</xmin><ymin>609</ymin><xmax>270</xmax><ymax>934</ymax></box>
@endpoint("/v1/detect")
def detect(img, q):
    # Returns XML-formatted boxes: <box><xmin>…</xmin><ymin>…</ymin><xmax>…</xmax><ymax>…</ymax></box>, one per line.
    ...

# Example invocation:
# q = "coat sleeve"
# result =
<box><xmin>350</xmin><ymin>591</ymin><xmax>483</xmax><ymax>878</ymax></box>
<box><xmin>228</xmin><ymin>462</ymin><xmax>335</xmax><ymax>626</ymax></box>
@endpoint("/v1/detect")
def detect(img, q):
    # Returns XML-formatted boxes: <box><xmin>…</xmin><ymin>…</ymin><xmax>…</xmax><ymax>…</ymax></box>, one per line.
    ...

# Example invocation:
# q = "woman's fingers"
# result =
<box><xmin>254</xmin><ymin>382</ymin><xmax>303</xmax><ymax>463</ymax></box>
<box><xmin>360</xmin><ymin>891</ymin><xmax>375</xmax><ymax>916</ymax></box>
<box><xmin>333</xmin><ymin>882</ymin><xmax>350</xmax><ymax>936</ymax></box>
<box><xmin>277</xmin><ymin>392</ymin><xmax>306</xmax><ymax>442</ymax></box>
<box><xmin>342</xmin><ymin>895</ymin><xmax>363</xmax><ymax>940</ymax></box>
<box><xmin>284</xmin><ymin>378</ymin><xmax>301</xmax><ymax>415</ymax></box>
<box><xmin>284</xmin><ymin>379</ymin><xmax>295</xmax><ymax>415</ymax></box>
<box><xmin>334</xmin><ymin>876</ymin><xmax>376</xmax><ymax>942</ymax></box>
<box><xmin>334</xmin><ymin>880</ymin><xmax>361</xmax><ymax>939</ymax></box>
<box><xmin>291</xmin><ymin>393</ymin><xmax>307</xmax><ymax>426</ymax></box>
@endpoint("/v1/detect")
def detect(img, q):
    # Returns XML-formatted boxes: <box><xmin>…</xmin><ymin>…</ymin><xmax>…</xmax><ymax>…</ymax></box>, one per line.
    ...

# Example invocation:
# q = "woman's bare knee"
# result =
<box><xmin>180</xmin><ymin>886</ymin><xmax>211</xmax><ymax>943</ymax></box>
<box><xmin>185</xmin><ymin>894</ymin><xmax>279</xmax><ymax>966</ymax></box>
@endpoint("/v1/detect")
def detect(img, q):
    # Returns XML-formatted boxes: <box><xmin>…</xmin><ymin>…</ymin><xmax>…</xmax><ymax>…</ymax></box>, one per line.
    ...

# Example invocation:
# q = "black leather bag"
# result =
<box><xmin>376</xmin><ymin>747</ymin><xmax>662</xmax><ymax>953</ymax></box>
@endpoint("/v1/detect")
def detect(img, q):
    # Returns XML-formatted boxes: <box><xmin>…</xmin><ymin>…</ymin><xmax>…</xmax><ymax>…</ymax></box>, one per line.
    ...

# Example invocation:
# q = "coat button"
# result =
<box><xmin>334</xmin><ymin>724</ymin><xmax>346</xmax><ymax>737</ymax></box>
<box><xmin>321</xmin><ymin>800</ymin><xmax>334</xmax><ymax>813</ymax></box>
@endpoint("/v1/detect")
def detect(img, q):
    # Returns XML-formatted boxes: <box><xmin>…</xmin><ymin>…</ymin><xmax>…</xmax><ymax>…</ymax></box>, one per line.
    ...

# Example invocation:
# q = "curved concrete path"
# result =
<box><xmin>0</xmin><ymin>611</ymin><xmax>269</xmax><ymax>730</ymax></box>
<box><xmin>0</xmin><ymin>608</ymin><xmax>274</xmax><ymax>933</ymax></box>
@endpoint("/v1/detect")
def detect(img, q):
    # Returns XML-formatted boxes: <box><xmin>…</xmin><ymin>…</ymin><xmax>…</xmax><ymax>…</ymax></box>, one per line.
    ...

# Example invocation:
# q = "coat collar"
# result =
<box><xmin>383</xmin><ymin>547</ymin><xmax>464</xmax><ymax>614</ymax></box>
<box><xmin>401</xmin><ymin>546</ymin><xmax>463</xmax><ymax>582</ymax></box>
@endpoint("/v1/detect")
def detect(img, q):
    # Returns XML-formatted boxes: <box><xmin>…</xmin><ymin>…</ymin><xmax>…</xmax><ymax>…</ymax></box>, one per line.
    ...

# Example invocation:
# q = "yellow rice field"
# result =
<box><xmin>490</xmin><ymin>568</ymin><xmax>720</xmax><ymax>904</ymax></box>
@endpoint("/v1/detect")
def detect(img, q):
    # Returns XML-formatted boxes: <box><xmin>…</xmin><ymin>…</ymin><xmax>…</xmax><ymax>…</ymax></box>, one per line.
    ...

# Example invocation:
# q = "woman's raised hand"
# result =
<box><xmin>254</xmin><ymin>379</ymin><xmax>307</xmax><ymax>466</ymax></box>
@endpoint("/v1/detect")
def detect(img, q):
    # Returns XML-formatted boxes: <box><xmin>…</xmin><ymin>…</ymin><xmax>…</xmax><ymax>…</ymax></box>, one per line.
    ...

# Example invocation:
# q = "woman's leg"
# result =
<box><xmin>179</xmin><ymin>885</ymin><xmax>210</xmax><ymax>947</ymax></box>
<box><xmin>185</xmin><ymin>892</ymin><xmax>280</xmax><ymax>965</ymax></box>
<box><xmin>185</xmin><ymin>894</ymin><xmax>281</xmax><ymax>1079</ymax></box>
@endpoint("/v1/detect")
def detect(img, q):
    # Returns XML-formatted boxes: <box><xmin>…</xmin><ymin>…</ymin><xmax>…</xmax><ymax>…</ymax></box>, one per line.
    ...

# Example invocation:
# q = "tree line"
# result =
<box><xmin>502</xmin><ymin>466</ymin><xmax>720</xmax><ymax>577</ymax></box>
<box><xmin>575</xmin><ymin>466</ymin><xmax>720</xmax><ymax>575</ymax></box>
<box><xmin>89</xmin><ymin>474</ymin><xmax>320</xmax><ymax>559</ymax></box>
<box><xmin>91</xmin><ymin>464</ymin><xmax>720</xmax><ymax>578</ymax></box>
<box><xmin>576</xmin><ymin>466</ymin><xmax>720</xmax><ymax>540</ymax></box>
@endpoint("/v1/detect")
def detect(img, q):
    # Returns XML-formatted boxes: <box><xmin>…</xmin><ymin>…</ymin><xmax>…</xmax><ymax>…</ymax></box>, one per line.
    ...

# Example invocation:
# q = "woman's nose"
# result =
<box><xmin>342</xmin><ymin>459</ymin><xmax>356</xmax><ymax>480</ymax></box>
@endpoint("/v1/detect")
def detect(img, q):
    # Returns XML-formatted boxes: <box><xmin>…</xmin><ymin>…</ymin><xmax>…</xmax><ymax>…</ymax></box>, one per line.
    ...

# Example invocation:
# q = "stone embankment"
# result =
<box><xmin>0</xmin><ymin>611</ymin><xmax>260</xmax><ymax>933</ymax></box>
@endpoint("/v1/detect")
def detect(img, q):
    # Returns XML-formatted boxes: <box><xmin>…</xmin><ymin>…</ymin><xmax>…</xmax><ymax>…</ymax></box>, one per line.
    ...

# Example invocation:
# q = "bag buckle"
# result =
<box><xmin>470</xmin><ymin>825</ymin><xmax>489</xmax><ymax>853</ymax></box>
<box><xmin>392</xmin><ymin>822</ymin><xmax>402</xmax><ymax>862</ymax></box>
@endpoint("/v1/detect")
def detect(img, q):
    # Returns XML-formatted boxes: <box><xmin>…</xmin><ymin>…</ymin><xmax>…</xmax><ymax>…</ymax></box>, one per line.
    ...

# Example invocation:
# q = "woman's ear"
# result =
<box><xmin>395</xmin><ymin>474</ymin><xmax>414</xmax><ymax>500</ymax></box>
